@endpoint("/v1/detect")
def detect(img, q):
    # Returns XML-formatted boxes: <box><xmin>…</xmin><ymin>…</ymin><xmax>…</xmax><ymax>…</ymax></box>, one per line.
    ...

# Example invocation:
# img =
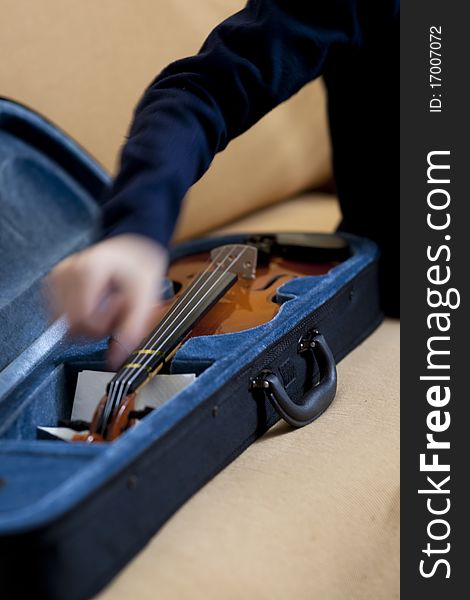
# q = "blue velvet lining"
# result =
<box><xmin>0</xmin><ymin>130</ymin><xmax>100</xmax><ymax>372</ymax></box>
<box><xmin>0</xmin><ymin>234</ymin><xmax>377</xmax><ymax>534</ymax></box>
<box><xmin>0</xmin><ymin>95</ymin><xmax>378</xmax><ymax>540</ymax></box>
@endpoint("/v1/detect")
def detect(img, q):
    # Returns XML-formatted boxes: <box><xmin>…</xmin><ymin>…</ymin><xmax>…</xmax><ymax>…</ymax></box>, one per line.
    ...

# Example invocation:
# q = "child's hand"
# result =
<box><xmin>46</xmin><ymin>234</ymin><xmax>168</xmax><ymax>368</ymax></box>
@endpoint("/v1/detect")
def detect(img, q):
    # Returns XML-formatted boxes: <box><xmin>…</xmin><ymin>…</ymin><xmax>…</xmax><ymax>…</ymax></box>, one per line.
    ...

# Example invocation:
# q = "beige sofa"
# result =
<box><xmin>1</xmin><ymin>1</ymin><xmax>399</xmax><ymax>598</ymax></box>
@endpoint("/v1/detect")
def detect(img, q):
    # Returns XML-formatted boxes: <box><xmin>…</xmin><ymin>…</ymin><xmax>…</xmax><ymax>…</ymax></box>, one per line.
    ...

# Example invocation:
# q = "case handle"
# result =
<box><xmin>252</xmin><ymin>332</ymin><xmax>337</xmax><ymax>428</ymax></box>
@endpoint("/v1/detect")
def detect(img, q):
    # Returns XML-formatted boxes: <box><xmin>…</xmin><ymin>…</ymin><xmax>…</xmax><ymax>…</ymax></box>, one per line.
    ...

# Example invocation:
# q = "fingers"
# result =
<box><xmin>73</xmin><ymin>292</ymin><xmax>126</xmax><ymax>339</ymax></box>
<box><xmin>47</xmin><ymin>254</ymin><xmax>110</xmax><ymax>335</ymax></box>
<box><xmin>107</xmin><ymin>336</ymin><xmax>132</xmax><ymax>371</ymax></box>
<box><xmin>44</xmin><ymin>234</ymin><xmax>168</xmax><ymax>369</ymax></box>
<box><xmin>106</xmin><ymin>275</ymin><xmax>158</xmax><ymax>368</ymax></box>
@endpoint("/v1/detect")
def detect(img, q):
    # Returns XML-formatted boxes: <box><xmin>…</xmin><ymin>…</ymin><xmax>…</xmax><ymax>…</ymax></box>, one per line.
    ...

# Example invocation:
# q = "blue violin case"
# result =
<box><xmin>0</xmin><ymin>98</ymin><xmax>383</xmax><ymax>599</ymax></box>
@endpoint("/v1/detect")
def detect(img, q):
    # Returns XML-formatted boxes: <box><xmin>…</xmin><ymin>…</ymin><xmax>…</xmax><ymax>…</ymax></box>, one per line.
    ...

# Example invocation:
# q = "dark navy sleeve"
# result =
<box><xmin>101</xmin><ymin>0</ymin><xmax>396</xmax><ymax>247</ymax></box>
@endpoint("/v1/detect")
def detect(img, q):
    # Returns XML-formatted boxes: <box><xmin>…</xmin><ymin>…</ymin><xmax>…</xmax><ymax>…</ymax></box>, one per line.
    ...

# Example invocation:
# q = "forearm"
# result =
<box><xmin>102</xmin><ymin>0</ymin><xmax>366</xmax><ymax>246</ymax></box>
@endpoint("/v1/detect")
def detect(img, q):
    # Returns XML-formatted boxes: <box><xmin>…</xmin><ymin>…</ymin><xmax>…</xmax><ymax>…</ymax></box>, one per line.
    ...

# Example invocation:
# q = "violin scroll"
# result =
<box><xmin>73</xmin><ymin>392</ymin><xmax>137</xmax><ymax>442</ymax></box>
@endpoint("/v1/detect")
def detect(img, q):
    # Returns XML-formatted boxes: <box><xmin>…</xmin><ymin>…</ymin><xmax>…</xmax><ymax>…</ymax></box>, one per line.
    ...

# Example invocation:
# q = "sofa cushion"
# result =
<box><xmin>208</xmin><ymin>191</ymin><xmax>341</xmax><ymax>238</ymax></box>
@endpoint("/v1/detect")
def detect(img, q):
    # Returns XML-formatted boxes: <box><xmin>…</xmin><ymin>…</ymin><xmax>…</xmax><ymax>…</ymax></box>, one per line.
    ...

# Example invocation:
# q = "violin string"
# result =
<box><xmin>101</xmin><ymin>247</ymin><xmax>229</xmax><ymax>430</ymax></box>
<box><xmin>137</xmin><ymin>246</ymin><xmax>229</xmax><ymax>351</ymax></box>
<box><xmin>104</xmin><ymin>245</ymin><xmax>245</xmax><ymax>428</ymax></box>
<box><xmin>101</xmin><ymin>247</ymin><xmax>229</xmax><ymax>431</ymax></box>
<box><xmin>103</xmin><ymin>245</ymin><xmax>248</xmax><ymax>430</ymax></box>
<box><xmin>130</xmin><ymin>246</ymin><xmax>248</xmax><ymax>373</ymax></box>
<box><xmin>123</xmin><ymin>245</ymin><xmax>247</xmax><ymax>390</ymax></box>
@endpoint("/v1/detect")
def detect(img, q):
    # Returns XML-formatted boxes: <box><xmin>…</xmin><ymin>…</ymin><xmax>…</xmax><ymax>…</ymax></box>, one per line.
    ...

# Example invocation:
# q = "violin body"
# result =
<box><xmin>154</xmin><ymin>252</ymin><xmax>334</xmax><ymax>338</ymax></box>
<box><xmin>78</xmin><ymin>234</ymin><xmax>347</xmax><ymax>442</ymax></box>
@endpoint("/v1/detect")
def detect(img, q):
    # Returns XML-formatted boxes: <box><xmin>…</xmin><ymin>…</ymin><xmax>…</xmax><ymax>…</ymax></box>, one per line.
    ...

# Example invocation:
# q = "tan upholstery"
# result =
<box><xmin>1</xmin><ymin>0</ymin><xmax>331</xmax><ymax>238</ymax></box>
<box><xmin>213</xmin><ymin>192</ymin><xmax>342</xmax><ymax>236</ymax></box>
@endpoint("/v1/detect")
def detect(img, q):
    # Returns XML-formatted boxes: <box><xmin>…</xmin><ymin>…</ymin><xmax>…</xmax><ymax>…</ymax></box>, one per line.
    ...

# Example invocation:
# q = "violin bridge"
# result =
<box><xmin>210</xmin><ymin>244</ymin><xmax>257</xmax><ymax>280</ymax></box>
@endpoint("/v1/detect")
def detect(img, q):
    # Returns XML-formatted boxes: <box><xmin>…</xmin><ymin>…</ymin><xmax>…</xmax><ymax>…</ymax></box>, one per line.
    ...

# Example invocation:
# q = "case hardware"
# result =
<box><xmin>251</xmin><ymin>332</ymin><xmax>337</xmax><ymax>428</ymax></box>
<box><xmin>297</xmin><ymin>329</ymin><xmax>319</xmax><ymax>353</ymax></box>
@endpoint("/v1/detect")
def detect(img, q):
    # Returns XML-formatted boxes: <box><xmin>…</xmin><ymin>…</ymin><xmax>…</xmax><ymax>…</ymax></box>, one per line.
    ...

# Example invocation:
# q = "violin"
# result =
<box><xmin>74</xmin><ymin>233</ymin><xmax>349</xmax><ymax>442</ymax></box>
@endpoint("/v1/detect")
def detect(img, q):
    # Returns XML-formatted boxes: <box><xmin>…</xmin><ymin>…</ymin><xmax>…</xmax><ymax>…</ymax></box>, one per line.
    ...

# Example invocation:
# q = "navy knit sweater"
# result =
<box><xmin>102</xmin><ymin>0</ymin><xmax>400</xmax><ymax>314</ymax></box>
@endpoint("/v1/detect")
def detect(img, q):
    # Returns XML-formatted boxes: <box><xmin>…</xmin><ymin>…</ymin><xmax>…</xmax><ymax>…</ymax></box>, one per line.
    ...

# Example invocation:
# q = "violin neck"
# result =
<box><xmin>114</xmin><ymin>269</ymin><xmax>238</xmax><ymax>393</ymax></box>
<box><xmin>95</xmin><ymin>243</ymin><xmax>257</xmax><ymax>438</ymax></box>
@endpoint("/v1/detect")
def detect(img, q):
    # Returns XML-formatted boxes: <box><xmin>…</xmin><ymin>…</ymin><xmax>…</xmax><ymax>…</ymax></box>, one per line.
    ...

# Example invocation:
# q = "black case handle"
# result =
<box><xmin>252</xmin><ymin>332</ymin><xmax>337</xmax><ymax>428</ymax></box>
